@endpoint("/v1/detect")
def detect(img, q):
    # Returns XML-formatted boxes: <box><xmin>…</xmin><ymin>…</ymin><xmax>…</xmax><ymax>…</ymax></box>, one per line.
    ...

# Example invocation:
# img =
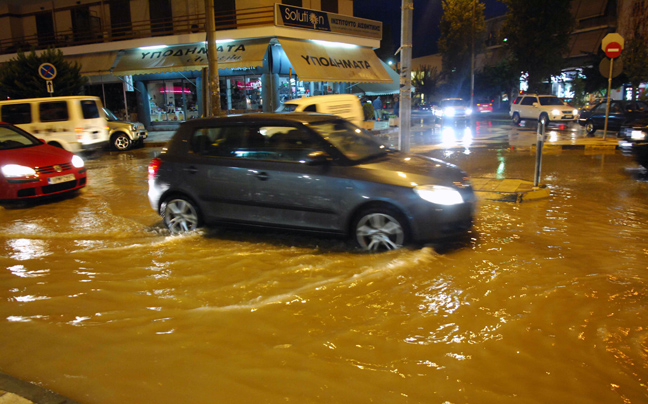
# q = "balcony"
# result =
<box><xmin>0</xmin><ymin>6</ymin><xmax>274</xmax><ymax>56</ymax></box>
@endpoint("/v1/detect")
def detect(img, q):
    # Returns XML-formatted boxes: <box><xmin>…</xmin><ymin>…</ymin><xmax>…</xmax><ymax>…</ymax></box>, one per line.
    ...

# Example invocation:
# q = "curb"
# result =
<box><xmin>471</xmin><ymin>178</ymin><xmax>551</xmax><ymax>203</ymax></box>
<box><xmin>0</xmin><ymin>372</ymin><xmax>80</xmax><ymax>404</ymax></box>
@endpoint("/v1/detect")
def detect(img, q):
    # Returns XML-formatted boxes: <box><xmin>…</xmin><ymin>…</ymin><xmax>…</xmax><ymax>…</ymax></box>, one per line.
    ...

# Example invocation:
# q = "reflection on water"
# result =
<box><xmin>0</xmin><ymin>149</ymin><xmax>647</xmax><ymax>403</ymax></box>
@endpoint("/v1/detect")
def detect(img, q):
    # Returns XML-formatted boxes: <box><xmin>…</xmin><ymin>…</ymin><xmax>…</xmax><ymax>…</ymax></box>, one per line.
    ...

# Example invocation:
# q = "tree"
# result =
<box><xmin>412</xmin><ymin>65</ymin><xmax>440</xmax><ymax>105</ymax></box>
<box><xmin>501</xmin><ymin>0</ymin><xmax>574</xmax><ymax>93</ymax></box>
<box><xmin>0</xmin><ymin>48</ymin><xmax>86</xmax><ymax>99</ymax></box>
<box><xmin>619</xmin><ymin>1</ymin><xmax>648</xmax><ymax>101</ymax></box>
<box><xmin>474</xmin><ymin>58</ymin><xmax>518</xmax><ymax>108</ymax></box>
<box><xmin>437</xmin><ymin>0</ymin><xmax>486</xmax><ymax>97</ymax></box>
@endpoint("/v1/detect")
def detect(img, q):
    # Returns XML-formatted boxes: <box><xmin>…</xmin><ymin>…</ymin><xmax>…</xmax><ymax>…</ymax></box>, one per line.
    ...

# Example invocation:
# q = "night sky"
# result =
<box><xmin>353</xmin><ymin>0</ymin><xmax>508</xmax><ymax>58</ymax></box>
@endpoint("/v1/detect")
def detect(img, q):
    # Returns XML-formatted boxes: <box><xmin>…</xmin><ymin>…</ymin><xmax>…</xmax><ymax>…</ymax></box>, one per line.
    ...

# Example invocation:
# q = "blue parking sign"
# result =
<box><xmin>38</xmin><ymin>63</ymin><xmax>57</xmax><ymax>80</ymax></box>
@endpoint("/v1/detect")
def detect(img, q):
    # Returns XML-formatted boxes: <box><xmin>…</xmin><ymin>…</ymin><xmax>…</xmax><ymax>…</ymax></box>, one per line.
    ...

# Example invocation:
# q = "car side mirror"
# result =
<box><xmin>532</xmin><ymin>102</ymin><xmax>539</xmax><ymax>107</ymax></box>
<box><xmin>305</xmin><ymin>150</ymin><xmax>331</xmax><ymax>166</ymax></box>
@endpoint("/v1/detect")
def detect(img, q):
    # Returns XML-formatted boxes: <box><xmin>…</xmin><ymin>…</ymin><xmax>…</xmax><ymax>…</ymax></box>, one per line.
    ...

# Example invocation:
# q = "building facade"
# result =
<box><xmin>0</xmin><ymin>0</ymin><xmax>397</xmax><ymax>130</ymax></box>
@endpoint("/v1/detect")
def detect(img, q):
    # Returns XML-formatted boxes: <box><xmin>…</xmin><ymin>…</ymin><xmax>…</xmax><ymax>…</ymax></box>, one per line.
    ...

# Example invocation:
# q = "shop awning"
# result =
<box><xmin>112</xmin><ymin>39</ymin><xmax>270</xmax><ymax>76</ymax></box>
<box><xmin>352</xmin><ymin>60</ymin><xmax>400</xmax><ymax>95</ymax></box>
<box><xmin>278</xmin><ymin>38</ymin><xmax>391</xmax><ymax>83</ymax></box>
<box><xmin>65</xmin><ymin>51</ymin><xmax>119</xmax><ymax>76</ymax></box>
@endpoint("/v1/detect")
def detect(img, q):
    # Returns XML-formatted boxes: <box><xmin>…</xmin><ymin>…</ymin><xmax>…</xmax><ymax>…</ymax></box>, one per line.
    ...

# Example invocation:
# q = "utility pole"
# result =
<box><xmin>204</xmin><ymin>0</ymin><xmax>221</xmax><ymax>117</ymax></box>
<box><xmin>398</xmin><ymin>0</ymin><xmax>413</xmax><ymax>153</ymax></box>
<box><xmin>470</xmin><ymin>0</ymin><xmax>475</xmax><ymax>107</ymax></box>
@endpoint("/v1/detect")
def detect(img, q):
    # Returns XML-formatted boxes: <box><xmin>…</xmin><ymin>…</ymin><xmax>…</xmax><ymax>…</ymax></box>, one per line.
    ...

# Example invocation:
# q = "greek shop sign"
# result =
<box><xmin>275</xmin><ymin>4</ymin><xmax>382</xmax><ymax>40</ymax></box>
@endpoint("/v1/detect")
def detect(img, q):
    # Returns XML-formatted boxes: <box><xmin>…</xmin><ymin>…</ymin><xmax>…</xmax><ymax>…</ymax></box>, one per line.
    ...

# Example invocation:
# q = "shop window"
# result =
<box><xmin>148</xmin><ymin>80</ymin><xmax>198</xmax><ymax>123</ymax></box>
<box><xmin>220</xmin><ymin>76</ymin><xmax>263</xmax><ymax>112</ymax></box>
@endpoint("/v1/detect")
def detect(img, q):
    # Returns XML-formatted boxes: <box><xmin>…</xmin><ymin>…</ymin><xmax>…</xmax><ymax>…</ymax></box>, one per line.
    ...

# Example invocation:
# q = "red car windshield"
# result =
<box><xmin>0</xmin><ymin>126</ymin><xmax>41</xmax><ymax>150</ymax></box>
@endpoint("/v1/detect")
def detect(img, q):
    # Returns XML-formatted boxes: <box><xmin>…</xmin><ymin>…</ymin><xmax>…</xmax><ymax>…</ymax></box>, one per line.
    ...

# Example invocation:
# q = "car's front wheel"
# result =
<box><xmin>585</xmin><ymin>121</ymin><xmax>596</xmax><ymax>135</ymax></box>
<box><xmin>111</xmin><ymin>132</ymin><xmax>132</xmax><ymax>151</ymax></box>
<box><xmin>162</xmin><ymin>196</ymin><xmax>202</xmax><ymax>234</ymax></box>
<box><xmin>352</xmin><ymin>207</ymin><xmax>408</xmax><ymax>252</ymax></box>
<box><xmin>512</xmin><ymin>112</ymin><xmax>521</xmax><ymax>126</ymax></box>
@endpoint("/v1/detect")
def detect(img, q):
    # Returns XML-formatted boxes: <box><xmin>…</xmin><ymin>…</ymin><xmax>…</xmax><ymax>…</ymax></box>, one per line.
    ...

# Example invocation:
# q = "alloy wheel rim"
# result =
<box><xmin>115</xmin><ymin>135</ymin><xmax>130</xmax><ymax>150</ymax></box>
<box><xmin>356</xmin><ymin>213</ymin><xmax>404</xmax><ymax>251</ymax></box>
<box><xmin>165</xmin><ymin>199</ymin><xmax>198</xmax><ymax>233</ymax></box>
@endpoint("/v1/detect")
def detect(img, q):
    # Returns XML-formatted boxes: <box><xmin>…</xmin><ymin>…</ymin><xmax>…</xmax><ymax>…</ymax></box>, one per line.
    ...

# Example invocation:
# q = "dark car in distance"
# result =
<box><xmin>148</xmin><ymin>113</ymin><xmax>476</xmax><ymax>251</ymax></box>
<box><xmin>619</xmin><ymin>117</ymin><xmax>648</xmax><ymax>169</ymax></box>
<box><xmin>578</xmin><ymin>100</ymin><xmax>648</xmax><ymax>135</ymax></box>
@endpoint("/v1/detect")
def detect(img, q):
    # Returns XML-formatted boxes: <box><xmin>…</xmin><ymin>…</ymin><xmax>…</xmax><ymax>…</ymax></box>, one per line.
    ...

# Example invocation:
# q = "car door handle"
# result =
<box><xmin>184</xmin><ymin>166</ymin><xmax>198</xmax><ymax>174</ymax></box>
<box><xmin>256</xmin><ymin>171</ymin><xmax>269</xmax><ymax>181</ymax></box>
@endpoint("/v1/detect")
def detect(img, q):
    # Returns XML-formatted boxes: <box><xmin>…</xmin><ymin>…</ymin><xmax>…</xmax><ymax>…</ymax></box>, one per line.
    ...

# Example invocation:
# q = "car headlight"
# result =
<box><xmin>1</xmin><ymin>164</ymin><xmax>37</xmax><ymax>178</ymax></box>
<box><xmin>414</xmin><ymin>185</ymin><xmax>464</xmax><ymax>205</ymax></box>
<box><xmin>631</xmin><ymin>130</ymin><xmax>647</xmax><ymax>141</ymax></box>
<box><xmin>573</xmin><ymin>109</ymin><xmax>578</xmax><ymax>115</ymax></box>
<box><xmin>131</xmin><ymin>124</ymin><xmax>138</xmax><ymax>131</ymax></box>
<box><xmin>465</xmin><ymin>108</ymin><xmax>472</xmax><ymax>115</ymax></box>
<box><xmin>72</xmin><ymin>155</ymin><xmax>85</xmax><ymax>168</ymax></box>
<box><xmin>551</xmin><ymin>109</ymin><xmax>561</xmax><ymax>116</ymax></box>
<box><xmin>444</xmin><ymin>107</ymin><xmax>455</xmax><ymax>117</ymax></box>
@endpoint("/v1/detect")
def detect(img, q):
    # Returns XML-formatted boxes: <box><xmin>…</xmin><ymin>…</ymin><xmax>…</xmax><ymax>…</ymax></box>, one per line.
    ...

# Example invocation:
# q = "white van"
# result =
<box><xmin>0</xmin><ymin>96</ymin><xmax>109</xmax><ymax>153</ymax></box>
<box><xmin>277</xmin><ymin>94</ymin><xmax>364</xmax><ymax>127</ymax></box>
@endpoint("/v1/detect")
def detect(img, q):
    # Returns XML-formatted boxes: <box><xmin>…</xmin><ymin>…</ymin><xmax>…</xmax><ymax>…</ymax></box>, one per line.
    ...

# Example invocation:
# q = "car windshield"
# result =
<box><xmin>538</xmin><ymin>97</ymin><xmax>564</xmax><ymax>106</ymax></box>
<box><xmin>102</xmin><ymin>108</ymin><xmax>119</xmax><ymax>121</ymax></box>
<box><xmin>309</xmin><ymin>119</ymin><xmax>387</xmax><ymax>162</ymax></box>
<box><xmin>441</xmin><ymin>99</ymin><xmax>466</xmax><ymax>107</ymax></box>
<box><xmin>0</xmin><ymin>126</ymin><xmax>40</xmax><ymax>150</ymax></box>
<box><xmin>276</xmin><ymin>103</ymin><xmax>299</xmax><ymax>112</ymax></box>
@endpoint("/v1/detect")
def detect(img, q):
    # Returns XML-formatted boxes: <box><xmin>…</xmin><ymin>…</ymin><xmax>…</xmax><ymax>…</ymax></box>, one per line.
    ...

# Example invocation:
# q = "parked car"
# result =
<box><xmin>577</xmin><ymin>100</ymin><xmax>648</xmax><ymax>135</ymax></box>
<box><xmin>0</xmin><ymin>122</ymin><xmax>86</xmax><ymax>203</ymax></box>
<box><xmin>474</xmin><ymin>99</ymin><xmax>493</xmax><ymax>113</ymax></box>
<box><xmin>510</xmin><ymin>94</ymin><xmax>578</xmax><ymax>126</ymax></box>
<box><xmin>618</xmin><ymin>117</ymin><xmax>648</xmax><ymax>169</ymax></box>
<box><xmin>435</xmin><ymin>98</ymin><xmax>472</xmax><ymax>122</ymax></box>
<box><xmin>103</xmin><ymin>108</ymin><xmax>148</xmax><ymax>151</ymax></box>
<box><xmin>0</xmin><ymin>96</ymin><xmax>108</xmax><ymax>153</ymax></box>
<box><xmin>148</xmin><ymin>113</ymin><xmax>476</xmax><ymax>251</ymax></box>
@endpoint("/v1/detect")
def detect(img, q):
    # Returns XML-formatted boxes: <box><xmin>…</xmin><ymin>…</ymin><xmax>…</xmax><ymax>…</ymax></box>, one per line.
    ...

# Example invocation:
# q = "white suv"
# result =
<box><xmin>510</xmin><ymin>94</ymin><xmax>578</xmax><ymax>126</ymax></box>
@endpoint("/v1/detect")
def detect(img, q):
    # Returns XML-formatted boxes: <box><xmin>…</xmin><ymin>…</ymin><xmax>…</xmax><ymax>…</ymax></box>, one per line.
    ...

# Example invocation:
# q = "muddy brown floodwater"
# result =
<box><xmin>1</xmin><ymin>147</ymin><xmax>647</xmax><ymax>404</ymax></box>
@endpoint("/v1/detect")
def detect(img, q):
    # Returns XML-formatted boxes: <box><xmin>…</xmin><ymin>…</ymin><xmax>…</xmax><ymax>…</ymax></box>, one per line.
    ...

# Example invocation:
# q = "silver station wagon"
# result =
<box><xmin>148</xmin><ymin>113</ymin><xmax>476</xmax><ymax>251</ymax></box>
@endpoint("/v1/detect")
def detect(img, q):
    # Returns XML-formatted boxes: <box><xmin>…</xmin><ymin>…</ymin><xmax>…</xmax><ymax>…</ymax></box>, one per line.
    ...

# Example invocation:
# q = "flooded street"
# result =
<box><xmin>1</xmin><ymin>144</ymin><xmax>647</xmax><ymax>403</ymax></box>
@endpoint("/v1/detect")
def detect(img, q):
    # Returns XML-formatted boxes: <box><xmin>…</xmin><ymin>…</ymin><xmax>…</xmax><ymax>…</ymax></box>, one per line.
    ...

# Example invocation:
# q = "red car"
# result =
<box><xmin>475</xmin><ymin>99</ymin><xmax>493</xmax><ymax>113</ymax></box>
<box><xmin>0</xmin><ymin>123</ymin><xmax>87</xmax><ymax>202</ymax></box>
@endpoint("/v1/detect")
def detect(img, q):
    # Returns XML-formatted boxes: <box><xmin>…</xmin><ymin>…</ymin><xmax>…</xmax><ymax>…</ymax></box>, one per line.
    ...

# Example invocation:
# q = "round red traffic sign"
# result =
<box><xmin>605</xmin><ymin>42</ymin><xmax>622</xmax><ymax>59</ymax></box>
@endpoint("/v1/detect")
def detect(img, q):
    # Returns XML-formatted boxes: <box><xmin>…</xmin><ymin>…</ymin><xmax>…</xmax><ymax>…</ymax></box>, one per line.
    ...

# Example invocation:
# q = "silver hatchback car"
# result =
<box><xmin>148</xmin><ymin>113</ymin><xmax>475</xmax><ymax>251</ymax></box>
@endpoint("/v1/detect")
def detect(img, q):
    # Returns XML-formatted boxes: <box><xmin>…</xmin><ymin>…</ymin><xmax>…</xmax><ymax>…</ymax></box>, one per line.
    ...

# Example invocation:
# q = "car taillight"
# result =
<box><xmin>75</xmin><ymin>127</ymin><xmax>83</xmax><ymax>141</ymax></box>
<box><xmin>148</xmin><ymin>158</ymin><xmax>161</xmax><ymax>181</ymax></box>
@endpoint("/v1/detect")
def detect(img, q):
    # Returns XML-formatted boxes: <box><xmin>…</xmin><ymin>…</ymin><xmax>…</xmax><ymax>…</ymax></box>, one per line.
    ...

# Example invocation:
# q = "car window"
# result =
<box><xmin>538</xmin><ymin>97</ymin><xmax>563</xmax><ymax>106</ymax></box>
<box><xmin>0</xmin><ymin>126</ymin><xmax>39</xmax><ymax>150</ymax></box>
<box><xmin>276</xmin><ymin>103</ymin><xmax>298</xmax><ymax>112</ymax></box>
<box><xmin>441</xmin><ymin>99</ymin><xmax>465</xmax><ymax>107</ymax></box>
<box><xmin>594</xmin><ymin>102</ymin><xmax>607</xmax><ymax>113</ymax></box>
<box><xmin>39</xmin><ymin>101</ymin><xmax>69</xmax><ymax>122</ymax></box>
<box><xmin>191</xmin><ymin>126</ymin><xmax>247</xmax><ymax>157</ymax></box>
<box><xmin>610</xmin><ymin>102</ymin><xmax>623</xmax><ymax>113</ymax></box>
<box><xmin>512</xmin><ymin>97</ymin><xmax>521</xmax><ymax>104</ymax></box>
<box><xmin>303</xmin><ymin>104</ymin><xmax>317</xmax><ymax>112</ymax></box>
<box><xmin>81</xmin><ymin>100</ymin><xmax>100</xmax><ymax>119</ymax></box>
<box><xmin>1</xmin><ymin>104</ymin><xmax>32</xmax><ymax>125</ymax></box>
<box><xmin>309</xmin><ymin>119</ymin><xmax>386</xmax><ymax>161</ymax></box>
<box><xmin>262</xmin><ymin>126</ymin><xmax>318</xmax><ymax>162</ymax></box>
<box><xmin>520</xmin><ymin>97</ymin><xmax>536</xmax><ymax>106</ymax></box>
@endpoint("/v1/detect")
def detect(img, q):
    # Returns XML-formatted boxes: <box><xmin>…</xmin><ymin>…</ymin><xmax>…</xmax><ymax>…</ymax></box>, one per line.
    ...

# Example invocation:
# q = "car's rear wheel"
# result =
<box><xmin>512</xmin><ymin>112</ymin><xmax>521</xmax><ymax>126</ymax></box>
<box><xmin>162</xmin><ymin>196</ymin><xmax>202</xmax><ymax>234</ymax></box>
<box><xmin>585</xmin><ymin>121</ymin><xmax>596</xmax><ymax>135</ymax></box>
<box><xmin>111</xmin><ymin>132</ymin><xmax>132</xmax><ymax>151</ymax></box>
<box><xmin>353</xmin><ymin>207</ymin><xmax>408</xmax><ymax>252</ymax></box>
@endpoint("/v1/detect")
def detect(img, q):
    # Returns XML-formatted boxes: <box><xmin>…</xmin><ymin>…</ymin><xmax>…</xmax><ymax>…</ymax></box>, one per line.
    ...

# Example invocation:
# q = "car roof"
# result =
<box><xmin>183</xmin><ymin>112</ymin><xmax>343</xmax><ymax>126</ymax></box>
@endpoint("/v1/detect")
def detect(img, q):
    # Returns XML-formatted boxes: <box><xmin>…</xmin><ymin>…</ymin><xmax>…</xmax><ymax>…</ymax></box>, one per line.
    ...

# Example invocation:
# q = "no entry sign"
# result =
<box><xmin>605</xmin><ymin>42</ymin><xmax>622</xmax><ymax>59</ymax></box>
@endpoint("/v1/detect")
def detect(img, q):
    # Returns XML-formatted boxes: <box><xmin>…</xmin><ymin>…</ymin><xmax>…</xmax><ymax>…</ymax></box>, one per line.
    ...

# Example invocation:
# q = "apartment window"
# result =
<box><xmin>71</xmin><ymin>6</ymin><xmax>92</xmax><ymax>43</ymax></box>
<box><xmin>283</xmin><ymin>0</ymin><xmax>302</xmax><ymax>6</ymax></box>
<box><xmin>35</xmin><ymin>12</ymin><xmax>55</xmax><ymax>47</ymax></box>
<box><xmin>215</xmin><ymin>0</ymin><xmax>236</xmax><ymax>30</ymax></box>
<box><xmin>110</xmin><ymin>0</ymin><xmax>132</xmax><ymax>38</ymax></box>
<box><xmin>321</xmin><ymin>0</ymin><xmax>338</xmax><ymax>13</ymax></box>
<box><xmin>150</xmin><ymin>0</ymin><xmax>173</xmax><ymax>36</ymax></box>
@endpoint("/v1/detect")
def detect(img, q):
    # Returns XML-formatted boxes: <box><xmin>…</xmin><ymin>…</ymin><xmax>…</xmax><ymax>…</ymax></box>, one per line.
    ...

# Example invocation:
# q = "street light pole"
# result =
<box><xmin>204</xmin><ymin>0</ymin><xmax>222</xmax><ymax>117</ymax></box>
<box><xmin>398</xmin><ymin>0</ymin><xmax>413</xmax><ymax>153</ymax></box>
<box><xmin>470</xmin><ymin>0</ymin><xmax>475</xmax><ymax>107</ymax></box>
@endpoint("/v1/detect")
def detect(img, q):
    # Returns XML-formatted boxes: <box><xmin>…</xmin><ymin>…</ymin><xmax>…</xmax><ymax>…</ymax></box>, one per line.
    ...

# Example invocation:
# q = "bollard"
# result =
<box><xmin>534</xmin><ymin>120</ymin><xmax>545</xmax><ymax>187</ymax></box>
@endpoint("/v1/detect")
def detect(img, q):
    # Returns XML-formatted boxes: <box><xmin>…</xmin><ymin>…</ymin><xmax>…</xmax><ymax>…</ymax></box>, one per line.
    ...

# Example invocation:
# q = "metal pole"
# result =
<box><xmin>470</xmin><ymin>0</ymin><xmax>475</xmax><ymax>107</ymax></box>
<box><xmin>122</xmin><ymin>81</ymin><xmax>129</xmax><ymax>121</ymax></box>
<box><xmin>534</xmin><ymin>120</ymin><xmax>545</xmax><ymax>187</ymax></box>
<box><xmin>399</xmin><ymin>0</ymin><xmax>413</xmax><ymax>152</ymax></box>
<box><xmin>204</xmin><ymin>0</ymin><xmax>222</xmax><ymax>117</ymax></box>
<box><xmin>603</xmin><ymin>57</ymin><xmax>614</xmax><ymax>140</ymax></box>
